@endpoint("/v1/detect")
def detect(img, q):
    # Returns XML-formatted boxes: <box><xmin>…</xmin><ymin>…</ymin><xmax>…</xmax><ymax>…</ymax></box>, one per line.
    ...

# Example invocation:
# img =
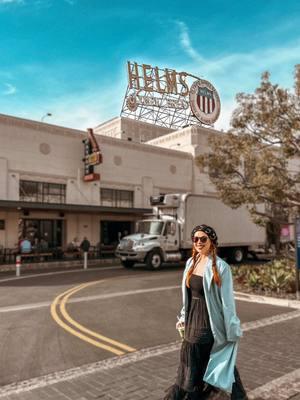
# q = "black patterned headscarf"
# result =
<box><xmin>191</xmin><ymin>224</ymin><xmax>218</xmax><ymax>246</ymax></box>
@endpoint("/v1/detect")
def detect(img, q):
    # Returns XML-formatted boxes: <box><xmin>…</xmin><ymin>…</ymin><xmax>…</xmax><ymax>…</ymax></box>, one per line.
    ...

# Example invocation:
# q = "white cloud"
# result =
<box><xmin>0</xmin><ymin>0</ymin><xmax>24</xmax><ymax>4</ymax></box>
<box><xmin>47</xmin><ymin>74</ymin><xmax>126</xmax><ymax>129</ymax></box>
<box><xmin>176</xmin><ymin>21</ymin><xmax>300</xmax><ymax>130</ymax></box>
<box><xmin>177</xmin><ymin>20</ymin><xmax>300</xmax><ymax>78</ymax></box>
<box><xmin>15</xmin><ymin>79</ymin><xmax>125</xmax><ymax>130</ymax></box>
<box><xmin>177</xmin><ymin>21</ymin><xmax>205</xmax><ymax>64</ymax></box>
<box><xmin>0</xmin><ymin>59</ymin><xmax>128</xmax><ymax>130</ymax></box>
<box><xmin>2</xmin><ymin>83</ymin><xmax>17</xmax><ymax>95</ymax></box>
<box><xmin>214</xmin><ymin>100</ymin><xmax>235</xmax><ymax>132</ymax></box>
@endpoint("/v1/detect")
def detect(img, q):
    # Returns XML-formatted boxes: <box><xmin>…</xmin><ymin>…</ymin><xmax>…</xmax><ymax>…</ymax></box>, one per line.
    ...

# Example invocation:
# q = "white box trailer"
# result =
<box><xmin>180</xmin><ymin>194</ymin><xmax>265</xmax><ymax>250</ymax></box>
<box><xmin>115</xmin><ymin>193</ymin><xmax>266</xmax><ymax>270</ymax></box>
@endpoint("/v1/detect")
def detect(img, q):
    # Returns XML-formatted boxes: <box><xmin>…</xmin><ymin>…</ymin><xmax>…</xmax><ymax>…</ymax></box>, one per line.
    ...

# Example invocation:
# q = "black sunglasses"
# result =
<box><xmin>192</xmin><ymin>236</ymin><xmax>208</xmax><ymax>244</ymax></box>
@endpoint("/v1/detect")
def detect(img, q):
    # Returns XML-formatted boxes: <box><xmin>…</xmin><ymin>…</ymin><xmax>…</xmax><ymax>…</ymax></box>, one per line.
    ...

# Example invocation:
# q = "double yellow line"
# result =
<box><xmin>50</xmin><ymin>280</ymin><xmax>136</xmax><ymax>356</ymax></box>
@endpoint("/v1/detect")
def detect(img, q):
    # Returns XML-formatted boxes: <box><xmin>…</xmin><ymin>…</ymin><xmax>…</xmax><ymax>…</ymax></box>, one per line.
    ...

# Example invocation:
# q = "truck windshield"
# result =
<box><xmin>136</xmin><ymin>221</ymin><xmax>164</xmax><ymax>235</ymax></box>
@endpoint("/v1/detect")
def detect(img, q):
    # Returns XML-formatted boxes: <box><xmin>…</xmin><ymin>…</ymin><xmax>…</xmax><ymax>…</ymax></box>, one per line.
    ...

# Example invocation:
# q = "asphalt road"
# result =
<box><xmin>0</xmin><ymin>262</ymin><xmax>295</xmax><ymax>388</ymax></box>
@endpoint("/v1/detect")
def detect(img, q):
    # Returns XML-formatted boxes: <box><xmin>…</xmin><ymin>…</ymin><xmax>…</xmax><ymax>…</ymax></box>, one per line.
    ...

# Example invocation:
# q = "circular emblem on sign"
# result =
<box><xmin>126</xmin><ymin>94</ymin><xmax>138</xmax><ymax>112</ymax></box>
<box><xmin>189</xmin><ymin>79</ymin><xmax>221</xmax><ymax>125</ymax></box>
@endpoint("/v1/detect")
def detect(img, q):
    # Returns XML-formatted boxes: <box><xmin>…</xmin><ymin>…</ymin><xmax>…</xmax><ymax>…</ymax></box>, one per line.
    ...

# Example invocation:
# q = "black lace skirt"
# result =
<box><xmin>163</xmin><ymin>296</ymin><xmax>248</xmax><ymax>400</ymax></box>
<box><xmin>163</xmin><ymin>362</ymin><xmax>248</xmax><ymax>400</ymax></box>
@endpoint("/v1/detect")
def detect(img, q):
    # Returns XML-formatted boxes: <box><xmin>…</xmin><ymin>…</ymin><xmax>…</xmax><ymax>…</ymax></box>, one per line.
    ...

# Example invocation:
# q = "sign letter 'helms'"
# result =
<box><xmin>121</xmin><ymin>61</ymin><xmax>221</xmax><ymax>129</ymax></box>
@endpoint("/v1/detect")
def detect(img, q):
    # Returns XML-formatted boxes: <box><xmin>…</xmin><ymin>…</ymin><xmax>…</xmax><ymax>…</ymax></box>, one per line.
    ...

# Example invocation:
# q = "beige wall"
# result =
<box><xmin>0</xmin><ymin>114</ymin><xmax>193</xmax><ymax>209</ymax></box>
<box><xmin>96</xmin><ymin>137</ymin><xmax>193</xmax><ymax>203</ymax></box>
<box><xmin>0</xmin><ymin>158</ymin><xmax>8</xmax><ymax>199</ymax></box>
<box><xmin>0</xmin><ymin>211</ymin><xmax>8</xmax><ymax>247</ymax></box>
<box><xmin>0</xmin><ymin>114</ymin><xmax>293</xmax><ymax>250</ymax></box>
<box><xmin>94</xmin><ymin>116</ymin><xmax>174</xmax><ymax>142</ymax></box>
<box><xmin>147</xmin><ymin>125</ymin><xmax>219</xmax><ymax>194</ymax></box>
<box><xmin>0</xmin><ymin>211</ymin><xmax>19</xmax><ymax>248</ymax></box>
<box><xmin>0</xmin><ymin>114</ymin><xmax>194</xmax><ymax>248</ymax></box>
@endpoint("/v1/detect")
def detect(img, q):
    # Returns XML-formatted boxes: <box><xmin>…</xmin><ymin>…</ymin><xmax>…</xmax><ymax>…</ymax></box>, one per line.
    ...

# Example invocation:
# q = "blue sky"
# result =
<box><xmin>0</xmin><ymin>0</ymin><xmax>300</xmax><ymax>130</ymax></box>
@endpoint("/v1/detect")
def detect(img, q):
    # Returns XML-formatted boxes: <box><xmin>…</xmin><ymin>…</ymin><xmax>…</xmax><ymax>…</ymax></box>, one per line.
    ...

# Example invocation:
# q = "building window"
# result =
<box><xmin>21</xmin><ymin>219</ymin><xmax>64</xmax><ymax>248</ymax></box>
<box><xmin>100</xmin><ymin>188</ymin><xmax>134</xmax><ymax>208</ymax></box>
<box><xmin>20</xmin><ymin>180</ymin><xmax>66</xmax><ymax>204</ymax></box>
<box><xmin>0</xmin><ymin>220</ymin><xmax>5</xmax><ymax>230</ymax></box>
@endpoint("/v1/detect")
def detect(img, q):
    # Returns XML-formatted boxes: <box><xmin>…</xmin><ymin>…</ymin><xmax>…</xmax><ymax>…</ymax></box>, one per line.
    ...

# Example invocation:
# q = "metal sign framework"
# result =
<box><xmin>121</xmin><ymin>62</ymin><xmax>204</xmax><ymax>129</ymax></box>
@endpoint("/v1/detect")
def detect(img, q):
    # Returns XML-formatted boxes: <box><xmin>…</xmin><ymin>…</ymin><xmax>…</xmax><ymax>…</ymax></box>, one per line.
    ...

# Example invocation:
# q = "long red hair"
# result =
<box><xmin>186</xmin><ymin>243</ymin><xmax>222</xmax><ymax>288</ymax></box>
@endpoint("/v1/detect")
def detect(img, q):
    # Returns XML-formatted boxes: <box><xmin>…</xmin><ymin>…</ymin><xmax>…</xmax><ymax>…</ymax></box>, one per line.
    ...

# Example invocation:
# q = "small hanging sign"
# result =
<box><xmin>82</xmin><ymin>128</ymin><xmax>102</xmax><ymax>182</ymax></box>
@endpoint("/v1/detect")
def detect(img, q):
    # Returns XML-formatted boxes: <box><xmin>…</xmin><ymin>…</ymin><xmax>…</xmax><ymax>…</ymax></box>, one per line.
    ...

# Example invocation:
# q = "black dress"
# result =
<box><xmin>163</xmin><ymin>274</ymin><xmax>248</xmax><ymax>400</ymax></box>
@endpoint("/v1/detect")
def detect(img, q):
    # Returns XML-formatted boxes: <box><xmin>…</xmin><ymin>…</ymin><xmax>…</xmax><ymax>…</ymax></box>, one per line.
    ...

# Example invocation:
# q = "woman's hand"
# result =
<box><xmin>176</xmin><ymin>320</ymin><xmax>185</xmax><ymax>329</ymax></box>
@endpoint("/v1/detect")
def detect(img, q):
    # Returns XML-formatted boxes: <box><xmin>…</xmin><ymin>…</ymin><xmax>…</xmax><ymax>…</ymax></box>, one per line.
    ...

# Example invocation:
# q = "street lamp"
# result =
<box><xmin>41</xmin><ymin>113</ymin><xmax>52</xmax><ymax>122</ymax></box>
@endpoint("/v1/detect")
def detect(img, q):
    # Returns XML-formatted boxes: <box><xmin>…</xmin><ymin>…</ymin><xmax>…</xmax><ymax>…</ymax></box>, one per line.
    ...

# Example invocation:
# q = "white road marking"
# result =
<box><xmin>0</xmin><ymin>341</ymin><xmax>183</xmax><ymax>397</ymax></box>
<box><xmin>242</xmin><ymin>310</ymin><xmax>300</xmax><ymax>331</ymax></box>
<box><xmin>235</xmin><ymin>291</ymin><xmax>300</xmax><ymax>309</ymax></box>
<box><xmin>0</xmin><ymin>265</ymin><xmax>123</xmax><ymax>284</ymax></box>
<box><xmin>1</xmin><ymin>284</ymin><xmax>300</xmax><ymax>314</ymax></box>
<box><xmin>248</xmin><ymin>368</ymin><xmax>300</xmax><ymax>400</ymax></box>
<box><xmin>0</xmin><ymin>268</ymin><xmax>299</xmax><ymax>398</ymax></box>
<box><xmin>0</xmin><ymin>285</ymin><xmax>180</xmax><ymax>313</ymax></box>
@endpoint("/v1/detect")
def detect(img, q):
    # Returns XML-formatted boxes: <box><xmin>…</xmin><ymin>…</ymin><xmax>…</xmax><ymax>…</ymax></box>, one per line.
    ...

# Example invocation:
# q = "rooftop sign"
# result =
<box><xmin>121</xmin><ymin>61</ymin><xmax>221</xmax><ymax>129</ymax></box>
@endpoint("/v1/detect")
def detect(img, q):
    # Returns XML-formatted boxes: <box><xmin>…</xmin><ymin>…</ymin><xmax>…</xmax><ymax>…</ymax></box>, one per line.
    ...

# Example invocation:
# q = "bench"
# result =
<box><xmin>21</xmin><ymin>252</ymin><xmax>53</xmax><ymax>262</ymax></box>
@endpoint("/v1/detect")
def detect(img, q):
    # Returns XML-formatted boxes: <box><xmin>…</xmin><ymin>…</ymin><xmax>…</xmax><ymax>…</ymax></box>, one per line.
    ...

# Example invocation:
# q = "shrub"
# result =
<box><xmin>231</xmin><ymin>259</ymin><xmax>295</xmax><ymax>293</ymax></box>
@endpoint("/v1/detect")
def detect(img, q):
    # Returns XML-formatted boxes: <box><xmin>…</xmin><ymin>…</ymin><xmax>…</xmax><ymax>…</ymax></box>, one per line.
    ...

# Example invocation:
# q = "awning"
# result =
<box><xmin>0</xmin><ymin>200</ymin><xmax>152</xmax><ymax>215</ymax></box>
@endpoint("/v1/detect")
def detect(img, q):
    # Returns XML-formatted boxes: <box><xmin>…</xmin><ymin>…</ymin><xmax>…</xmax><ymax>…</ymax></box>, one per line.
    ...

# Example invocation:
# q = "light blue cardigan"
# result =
<box><xmin>178</xmin><ymin>255</ymin><xmax>243</xmax><ymax>394</ymax></box>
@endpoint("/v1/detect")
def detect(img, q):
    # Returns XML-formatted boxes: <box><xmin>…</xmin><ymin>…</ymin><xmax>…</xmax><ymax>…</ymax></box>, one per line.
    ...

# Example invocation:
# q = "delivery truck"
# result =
<box><xmin>115</xmin><ymin>193</ymin><xmax>266</xmax><ymax>269</ymax></box>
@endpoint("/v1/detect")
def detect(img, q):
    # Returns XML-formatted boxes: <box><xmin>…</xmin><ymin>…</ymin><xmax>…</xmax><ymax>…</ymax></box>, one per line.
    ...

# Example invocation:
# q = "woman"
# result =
<box><xmin>163</xmin><ymin>224</ymin><xmax>248</xmax><ymax>400</ymax></box>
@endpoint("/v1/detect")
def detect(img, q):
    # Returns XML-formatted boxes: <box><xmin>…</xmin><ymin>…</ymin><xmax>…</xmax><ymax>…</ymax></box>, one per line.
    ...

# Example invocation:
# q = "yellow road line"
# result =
<box><xmin>50</xmin><ymin>280</ymin><xmax>136</xmax><ymax>355</ymax></box>
<box><xmin>60</xmin><ymin>283</ymin><xmax>136</xmax><ymax>353</ymax></box>
<box><xmin>51</xmin><ymin>281</ymin><xmax>125</xmax><ymax>355</ymax></box>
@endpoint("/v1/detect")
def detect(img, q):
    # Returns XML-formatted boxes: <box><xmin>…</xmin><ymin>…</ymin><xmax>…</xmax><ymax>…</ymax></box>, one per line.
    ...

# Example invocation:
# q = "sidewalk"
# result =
<box><xmin>0</xmin><ymin>264</ymin><xmax>299</xmax><ymax>399</ymax></box>
<box><xmin>1</xmin><ymin>312</ymin><xmax>299</xmax><ymax>400</ymax></box>
<box><xmin>0</xmin><ymin>257</ymin><xmax>121</xmax><ymax>278</ymax></box>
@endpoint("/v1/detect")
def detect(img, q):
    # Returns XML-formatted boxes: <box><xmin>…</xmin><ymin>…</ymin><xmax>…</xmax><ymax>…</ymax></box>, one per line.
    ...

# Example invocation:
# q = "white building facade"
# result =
<box><xmin>0</xmin><ymin>114</ymin><xmax>219</xmax><ymax>252</ymax></box>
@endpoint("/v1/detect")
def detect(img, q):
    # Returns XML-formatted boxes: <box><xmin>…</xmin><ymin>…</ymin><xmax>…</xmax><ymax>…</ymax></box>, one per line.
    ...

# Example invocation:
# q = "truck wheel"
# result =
<box><xmin>121</xmin><ymin>260</ymin><xmax>135</xmax><ymax>269</ymax></box>
<box><xmin>146</xmin><ymin>250</ymin><xmax>163</xmax><ymax>270</ymax></box>
<box><xmin>230</xmin><ymin>247</ymin><xmax>245</xmax><ymax>264</ymax></box>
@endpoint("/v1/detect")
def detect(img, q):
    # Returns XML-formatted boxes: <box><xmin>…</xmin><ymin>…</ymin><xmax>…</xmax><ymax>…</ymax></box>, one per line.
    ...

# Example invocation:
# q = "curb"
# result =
<box><xmin>0</xmin><ymin>258</ymin><xmax>121</xmax><ymax>277</ymax></box>
<box><xmin>234</xmin><ymin>291</ymin><xmax>300</xmax><ymax>309</ymax></box>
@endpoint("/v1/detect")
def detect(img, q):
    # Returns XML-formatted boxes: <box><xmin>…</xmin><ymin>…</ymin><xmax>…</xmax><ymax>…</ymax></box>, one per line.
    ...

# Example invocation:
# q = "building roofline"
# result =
<box><xmin>120</xmin><ymin>116</ymin><xmax>175</xmax><ymax>132</ymax></box>
<box><xmin>0</xmin><ymin>112</ymin><xmax>193</xmax><ymax>159</ymax></box>
<box><xmin>94</xmin><ymin>116</ymin><xmax>175</xmax><ymax>133</ymax></box>
<box><xmin>147</xmin><ymin>124</ymin><xmax>222</xmax><ymax>145</ymax></box>
<box><xmin>93</xmin><ymin>116</ymin><xmax>120</xmax><ymax>129</ymax></box>
<box><xmin>0</xmin><ymin>112</ymin><xmax>86</xmax><ymax>138</ymax></box>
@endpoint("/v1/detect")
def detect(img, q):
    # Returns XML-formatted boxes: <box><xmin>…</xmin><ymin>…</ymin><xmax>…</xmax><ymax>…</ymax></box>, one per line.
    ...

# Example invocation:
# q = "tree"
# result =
<box><xmin>196</xmin><ymin>66</ymin><xmax>300</xmax><ymax>254</ymax></box>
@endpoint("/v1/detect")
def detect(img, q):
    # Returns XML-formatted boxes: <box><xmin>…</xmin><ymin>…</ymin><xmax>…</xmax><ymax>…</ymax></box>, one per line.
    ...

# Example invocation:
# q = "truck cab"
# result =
<box><xmin>115</xmin><ymin>216</ymin><xmax>182</xmax><ymax>269</ymax></box>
